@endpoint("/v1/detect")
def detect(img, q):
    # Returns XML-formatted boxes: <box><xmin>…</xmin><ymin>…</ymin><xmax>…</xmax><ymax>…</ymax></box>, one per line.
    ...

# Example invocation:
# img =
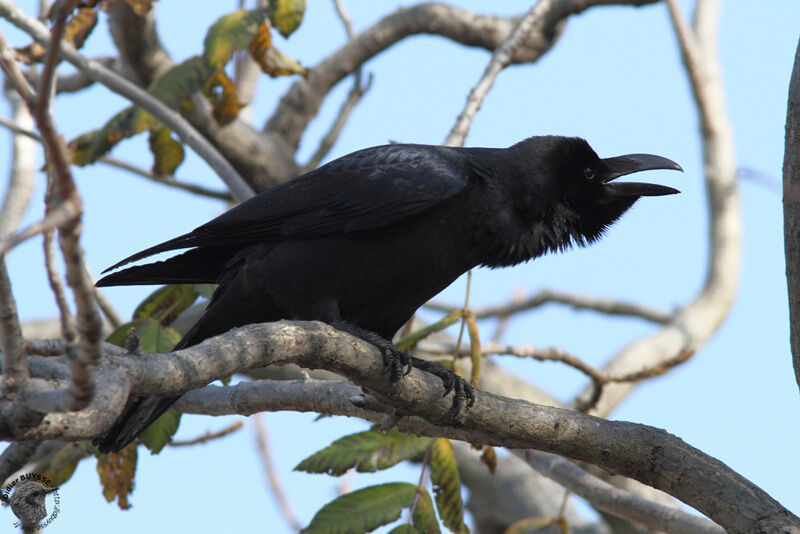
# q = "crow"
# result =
<box><xmin>94</xmin><ymin>135</ymin><xmax>680</xmax><ymax>453</ymax></box>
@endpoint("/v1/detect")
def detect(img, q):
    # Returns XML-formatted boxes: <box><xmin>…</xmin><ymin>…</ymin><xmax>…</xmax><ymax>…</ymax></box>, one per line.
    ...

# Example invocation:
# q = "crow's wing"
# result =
<box><xmin>104</xmin><ymin>144</ymin><xmax>470</xmax><ymax>272</ymax></box>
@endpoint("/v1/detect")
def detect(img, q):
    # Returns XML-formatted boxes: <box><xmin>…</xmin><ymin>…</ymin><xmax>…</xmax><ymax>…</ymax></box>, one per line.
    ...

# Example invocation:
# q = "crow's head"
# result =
<box><xmin>513</xmin><ymin>136</ymin><xmax>681</xmax><ymax>247</ymax></box>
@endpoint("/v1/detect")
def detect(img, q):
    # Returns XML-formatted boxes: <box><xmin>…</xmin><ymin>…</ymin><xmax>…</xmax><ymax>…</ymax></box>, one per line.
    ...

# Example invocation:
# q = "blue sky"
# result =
<box><xmin>1</xmin><ymin>1</ymin><xmax>799</xmax><ymax>531</ymax></box>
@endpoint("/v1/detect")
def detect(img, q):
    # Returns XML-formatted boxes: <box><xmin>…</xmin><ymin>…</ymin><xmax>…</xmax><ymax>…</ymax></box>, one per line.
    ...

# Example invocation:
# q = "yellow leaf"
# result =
<box><xmin>148</xmin><ymin>127</ymin><xmax>185</xmax><ymax>176</ymax></box>
<box><xmin>15</xmin><ymin>6</ymin><xmax>98</xmax><ymax>63</ymax></box>
<box><xmin>96</xmin><ymin>444</ymin><xmax>137</xmax><ymax>510</ymax></box>
<box><xmin>248</xmin><ymin>23</ymin><xmax>272</xmax><ymax>62</ymax></box>
<box><xmin>204</xmin><ymin>9</ymin><xmax>268</xmax><ymax>70</ymax></box>
<box><xmin>269</xmin><ymin>0</ymin><xmax>305</xmax><ymax>38</ymax></box>
<box><xmin>63</xmin><ymin>8</ymin><xmax>98</xmax><ymax>50</ymax></box>
<box><xmin>480</xmin><ymin>445</ymin><xmax>497</xmax><ymax>474</ymax></box>
<box><xmin>203</xmin><ymin>71</ymin><xmax>246</xmax><ymax>126</ymax></box>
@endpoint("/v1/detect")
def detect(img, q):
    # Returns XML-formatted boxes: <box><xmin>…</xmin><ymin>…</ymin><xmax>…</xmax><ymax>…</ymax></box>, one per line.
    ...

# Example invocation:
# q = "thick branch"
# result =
<box><xmin>7</xmin><ymin>322</ymin><xmax>797</xmax><ymax>532</ymax></box>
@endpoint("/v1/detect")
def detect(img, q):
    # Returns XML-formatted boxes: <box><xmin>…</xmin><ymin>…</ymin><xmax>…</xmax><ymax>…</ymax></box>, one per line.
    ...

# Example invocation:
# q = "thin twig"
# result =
<box><xmin>0</xmin><ymin>200</ymin><xmax>78</xmax><ymax>256</ymax></box>
<box><xmin>408</xmin><ymin>446</ymin><xmax>431</xmax><ymax>518</ymax></box>
<box><xmin>0</xmin><ymin>257</ymin><xmax>27</xmax><ymax>393</ymax></box>
<box><xmin>302</xmin><ymin>0</ymin><xmax>371</xmax><ymax>172</ymax></box>
<box><xmin>303</xmin><ymin>72</ymin><xmax>372</xmax><ymax>172</ymax></box>
<box><xmin>426</xmin><ymin>287</ymin><xmax>672</xmax><ymax>324</ymax></box>
<box><xmin>0</xmin><ymin>0</ymin><xmax>254</xmax><ymax>201</ymax></box>
<box><xmin>444</xmin><ymin>0</ymin><xmax>553</xmax><ymax>147</ymax></box>
<box><xmin>252</xmin><ymin>413</ymin><xmax>301</xmax><ymax>532</ymax></box>
<box><xmin>333</xmin><ymin>0</ymin><xmax>355</xmax><ymax>38</ymax></box>
<box><xmin>2</xmin><ymin>0</ymin><xmax>104</xmax><ymax>413</ymax></box>
<box><xmin>581</xmin><ymin>0</ymin><xmax>739</xmax><ymax>416</ymax></box>
<box><xmin>452</xmin><ymin>270</ymin><xmax>472</xmax><ymax>374</ymax></box>
<box><xmin>419</xmin><ymin>340</ymin><xmax>694</xmax><ymax>412</ymax></box>
<box><xmin>0</xmin><ymin>116</ymin><xmax>233</xmax><ymax>201</ymax></box>
<box><xmin>100</xmin><ymin>156</ymin><xmax>233</xmax><ymax>201</ymax></box>
<box><xmin>80</xmin><ymin>258</ymin><xmax>123</xmax><ymax>329</ymax></box>
<box><xmin>490</xmin><ymin>287</ymin><xmax>527</xmax><ymax>342</ymax></box>
<box><xmin>0</xmin><ymin>36</ymin><xmax>34</xmax><ymax>105</ymax></box>
<box><xmin>516</xmin><ymin>449</ymin><xmax>724</xmax><ymax>534</ymax></box>
<box><xmin>169</xmin><ymin>420</ymin><xmax>244</xmax><ymax>447</ymax></box>
<box><xmin>43</xmin><ymin>229</ymin><xmax>77</xmax><ymax>343</ymax></box>
<box><xmin>608</xmin><ymin>349</ymin><xmax>694</xmax><ymax>383</ymax></box>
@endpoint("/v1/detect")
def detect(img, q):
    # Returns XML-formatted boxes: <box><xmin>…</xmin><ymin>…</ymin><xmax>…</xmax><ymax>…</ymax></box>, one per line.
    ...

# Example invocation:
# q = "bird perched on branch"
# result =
<box><xmin>94</xmin><ymin>135</ymin><xmax>680</xmax><ymax>453</ymax></box>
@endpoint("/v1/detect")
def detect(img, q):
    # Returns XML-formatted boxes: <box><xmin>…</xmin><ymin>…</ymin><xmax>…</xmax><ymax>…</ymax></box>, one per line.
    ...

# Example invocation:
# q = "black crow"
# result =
<box><xmin>95</xmin><ymin>136</ymin><xmax>680</xmax><ymax>452</ymax></box>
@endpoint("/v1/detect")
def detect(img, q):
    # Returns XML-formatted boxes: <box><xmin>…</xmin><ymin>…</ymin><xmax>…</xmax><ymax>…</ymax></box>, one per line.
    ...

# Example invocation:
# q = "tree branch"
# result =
<box><xmin>0</xmin><ymin>89</ymin><xmax>36</xmax><ymax>239</ymax></box>
<box><xmin>252</xmin><ymin>413</ymin><xmax>301</xmax><ymax>532</ymax></box>
<box><xmin>0</xmin><ymin>0</ymin><xmax>254</xmax><ymax>202</ymax></box>
<box><xmin>444</xmin><ymin>0</ymin><xmax>553</xmax><ymax>147</ymax></box>
<box><xmin>43</xmin><ymin>230</ymin><xmax>77</xmax><ymax>342</ymax></box>
<box><xmin>264</xmin><ymin>0</ymin><xmax>661</xmax><ymax>180</ymax></box>
<box><xmin>783</xmin><ymin>35</ymin><xmax>800</xmax><ymax>391</ymax></box>
<box><xmin>0</xmin><ymin>257</ymin><xmax>26</xmax><ymax>394</ymax></box>
<box><xmin>6</xmin><ymin>322</ymin><xmax>797</xmax><ymax>532</ymax></box>
<box><xmin>578</xmin><ymin>0</ymin><xmax>740</xmax><ymax>416</ymax></box>
<box><xmin>426</xmin><ymin>287</ymin><xmax>672</xmax><ymax>323</ymax></box>
<box><xmin>0</xmin><ymin>114</ymin><xmax>233</xmax><ymax>201</ymax></box>
<box><xmin>514</xmin><ymin>449</ymin><xmax>724</xmax><ymax>534</ymax></box>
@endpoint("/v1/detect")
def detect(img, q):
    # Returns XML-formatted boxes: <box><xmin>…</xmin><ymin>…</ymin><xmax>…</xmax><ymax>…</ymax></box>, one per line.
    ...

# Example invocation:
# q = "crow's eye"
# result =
<box><xmin>583</xmin><ymin>167</ymin><xmax>596</xmax><ymax>181</ymax></box>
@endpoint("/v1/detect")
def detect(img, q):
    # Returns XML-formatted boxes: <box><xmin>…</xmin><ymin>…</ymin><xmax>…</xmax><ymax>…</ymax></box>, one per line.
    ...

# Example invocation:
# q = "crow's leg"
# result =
<box><xmin>316</xmin><ymin>300</ymin><xmax>474</xmax><ymax>415</ymax></box>
<box><xmin>409</xmin><ymin>356</ymin><xmax>475</xmax><ymax>416</ymax></box>
<box><xmin>329</xmin><ymin>320</ymin><xmax>412</xmax><ymax>381</ymax></box>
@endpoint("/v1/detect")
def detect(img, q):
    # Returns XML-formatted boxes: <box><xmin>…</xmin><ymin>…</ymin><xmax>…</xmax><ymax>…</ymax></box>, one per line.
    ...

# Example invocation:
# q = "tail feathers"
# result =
<box><xmin>97</xmin><ymin>246</ymin><xmax>234</xmax><ymax>287</ymax></box>
<box><xmin>94</xmin><ymin>396</ymin><xmax>181</xmax><ymax>453</ymax></box>
<box><xmin>102</xmin><ymin>233</ymin><xmax>200</xmax><ymax>273</ymax></box>
<box><xmin>95</xmin><ymin>313</ymin><xmax>212</xmax><ymax>453</ymax></box>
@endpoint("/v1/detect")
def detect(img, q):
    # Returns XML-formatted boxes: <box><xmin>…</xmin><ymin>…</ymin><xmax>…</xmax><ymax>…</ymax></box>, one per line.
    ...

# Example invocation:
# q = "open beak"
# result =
<box><xmin>600</xmin><ymin>153</ymin><xmax>682</xmax><ymax>196</ymax></box>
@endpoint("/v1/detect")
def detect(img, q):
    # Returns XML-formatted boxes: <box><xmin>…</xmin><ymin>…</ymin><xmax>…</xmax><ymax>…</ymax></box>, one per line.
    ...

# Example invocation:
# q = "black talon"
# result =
<box><xmin>328</xmin><ymin>319</ymin><xmax>474</xmax><ymax>416</ymax></box>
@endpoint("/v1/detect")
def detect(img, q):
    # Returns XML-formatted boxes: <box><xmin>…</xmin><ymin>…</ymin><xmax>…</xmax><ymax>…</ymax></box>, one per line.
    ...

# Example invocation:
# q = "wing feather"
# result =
<box><xmin>103</xmin><ymin>144</ymin><xmax>470</xmax><ymax>272</ymax></box>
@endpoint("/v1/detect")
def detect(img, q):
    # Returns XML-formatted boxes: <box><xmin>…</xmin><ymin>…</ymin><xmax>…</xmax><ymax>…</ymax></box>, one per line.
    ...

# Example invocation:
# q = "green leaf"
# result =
<box><xmin>203</xmin><ymin>70</ymin><xmax>246</xmax><ymax>125</ymax></box>
<box><xmin>149</xmin><ymin>127</ymin><xmax>185</xmax><ymax>176</ymax></box>
<box><xmin>302</xmin><ymin>483</ymin><xmax>417</xmax><ymax>534</ymax></box>
<box><xmin>133</xmin><ymin>284</ymin><xmax>199</xmax><ymax>325</ymax></box>
<box><xmin>269</xmin><ymin>0</ymin><xmax>305</xmax><ymax>38</ymax></box>
<box><xmin>388</xmin><ymin>526</ymin><xmax>421</xmax><ymax>534</ymax></box>
<box><xmin>79</xmin><ymin>106</ymin><xmax>156</xmax><ymax>164</ymax></box>
<box><xmin>295</xmin><ymin>428</ymin><xmax>432</xmax><ymax>476</ymax></box>
<box><xmin>138</xmin><ymin>411</ymin><xmax>181</xmax><ymax>454</ymax></box>
<box><xmin>106</xmin><ymin>318</ymin><xmax>182</xmax><ymax>354</ymax></box>
<box><xmin>204</xmin><ymin>9</ymin><xmax>267</xmax><ymax>70</ymax></box>
<box><xmin>147</xmin><ymin>55</ymin><xmax>211</xmax><ymax>110</ymax></box>
<box><xmin>411</xmin><ymin>488</ymin><xmax>441</xmax><ymax>534</ymax></box>
<box><xmin>429</xmin><ymin>439</ymin><xmax>468</xmax><ymax>533</ymax></box>
<box><xmin>63</xmin><ymin>8</ymin><xmax>98</xmax><ymax>50</ymax></box>
<box><xmin>193</xmin><ymin>284</ymin><xmax>217</xmax><ymax>299</ymax></box>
